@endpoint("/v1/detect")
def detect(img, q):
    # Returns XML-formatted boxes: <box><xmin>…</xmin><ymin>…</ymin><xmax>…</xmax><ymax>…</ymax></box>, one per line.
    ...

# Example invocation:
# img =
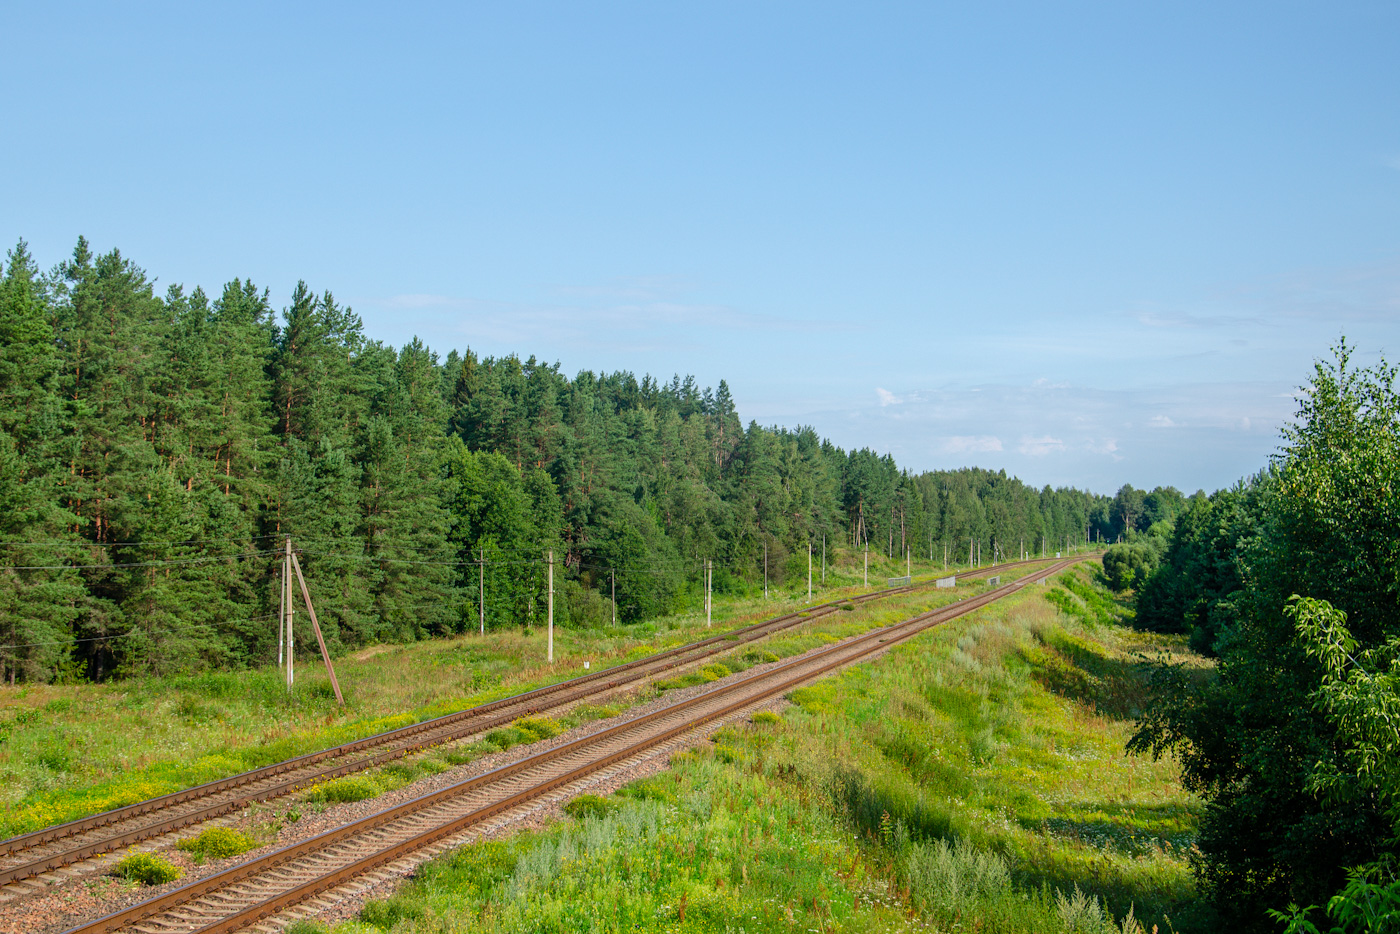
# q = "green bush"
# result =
<box><xmin>307</xmin><ymin>775</ymin><xmax>380</xmax><ymax>803</ymax></box>
<box><xmin>563</xmin><ymin>794</ymin><xmax>620</xmax><ymax>820</ymax></box>
<box><xmin>751</xmin><ymin>710</ymin><xmax>781</xmax><ymax>726</ymax></box>
<box><xmin>113</xmin><ymin>852</ymin><xmax>183</xmax><ymax>885</ymax></box>
<box><xmin>176</xmin><ymin>826</ymin><xmax>258</xmax><ymax>860</ymax></box>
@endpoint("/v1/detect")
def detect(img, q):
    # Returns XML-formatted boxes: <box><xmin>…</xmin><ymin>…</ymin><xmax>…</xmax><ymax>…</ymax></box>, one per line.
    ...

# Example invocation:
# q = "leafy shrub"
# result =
<box><xmin>563</xmin><ymin>794</ymin><xmax>620</xmax><ymax>820</ymax></box>
<box><xmin>751</xmin><ymin>710</ymin><xmax>781</xmax><ymax>726</ymax></box>
<box><xmin>307</xmin><ymin>775</ymin><xmax>380</xmax><ymax>803</ymax></box>
<box><xmin>44</xmin><ymin>698</ymin><xmax>73</xmax><ymax>713</ymax></box>
<box><xmin>176</xmin><ymin>826</ymin><xmax>258</xmax><ymax>860</ymax></box>
<box><xmin>113</xmin><ymin>852</ymin><xmax>183</xmax><ymax>885</ymax></box>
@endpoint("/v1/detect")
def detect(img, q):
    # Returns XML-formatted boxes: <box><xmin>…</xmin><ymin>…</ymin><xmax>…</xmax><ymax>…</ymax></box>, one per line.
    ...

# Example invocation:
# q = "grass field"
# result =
<box><xmin>339</xmin><ymin>566</ymin><xmax>1211</xmax><ymax>933</ymax></box>
<box><xmin>0</xmin><ymin>548</ymin><xmax>1054</xmax><ymax>839</ymax></box>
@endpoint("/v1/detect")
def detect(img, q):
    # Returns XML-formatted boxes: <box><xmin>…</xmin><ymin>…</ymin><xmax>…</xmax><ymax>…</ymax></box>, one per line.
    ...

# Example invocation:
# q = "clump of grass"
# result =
<box><xmin>283</xmin><ymin>920</ymin><xmax>329</xmax><ymax>934</ymax></box>
<box><xmin>482</xmin><ymin>726</ymin><xmax>533</xmax><ymax>750</ymax></box>
<box><xmin>565</xmin><ymin>703</ymin><xmax>618</xmax><ymax>726</ymax></box>
<box><xmin>562</xmin><ymin>793</ymin><xmax>620</xmax><ymax>820</ymax></box>
<box><xmin>113</xmin><ymin>852</ymin><xmax>183</xmax><ymax>885</ymax></box>
<box><xmin>655</xmin><ymin>672</ymin><xmax>704</xmax><ymax>691</ymax></box>
<box><xmin>513</xmin><ymin>716</ymin><xmax>562</xmax><ymax>740</ymax></box>
<box><xmin>176</xmin><ymin>826</ymin><xmax>258</xmax><ymax>860</ymax></box>
<box><xmin>698</xmin><ymin>662</ymin><xmax>731</xmax><ymax>682</ymax></box>
<box><xmin>359</xmin><ymin>893</ymin><xmax>427</xmax><ymax>930</ymax></box>
<box><xmin>306</xmin><ymin>775</ymin><xmax>379</xmax><ymax>803</ymax></box>
<box><xmin>617</xmin><ymin>774</ymin><xmax>679</xmax><ymax>805</ymax></box>
<box><xmin>751</xmin><ymin>710</ymin><xmax>781</xmax><ymax>726</ymax></box>
<box><xmin>715</xmin><ymin>744</ymin><xmax>744</xmax><ymax>764</ymax></box>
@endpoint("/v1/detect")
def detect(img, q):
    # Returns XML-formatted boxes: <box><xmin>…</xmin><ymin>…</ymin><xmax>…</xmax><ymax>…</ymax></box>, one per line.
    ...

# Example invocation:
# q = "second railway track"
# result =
<box><xmin>0</xmin><ymin>557</ymin><xmax>1065</xmax><ymax>895</ymax></box>
<box><xmin>58</xmin><ymin>557</ymin><xmax>1079</xmax><ymax>934</ymax></box>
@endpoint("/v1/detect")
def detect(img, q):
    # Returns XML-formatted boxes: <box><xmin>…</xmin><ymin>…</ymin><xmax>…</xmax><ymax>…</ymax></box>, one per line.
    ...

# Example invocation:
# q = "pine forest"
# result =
<box><xmin>0</xmin><ymin>238</ymin><xmax>1120</xmax><ymax>685</ymax></box>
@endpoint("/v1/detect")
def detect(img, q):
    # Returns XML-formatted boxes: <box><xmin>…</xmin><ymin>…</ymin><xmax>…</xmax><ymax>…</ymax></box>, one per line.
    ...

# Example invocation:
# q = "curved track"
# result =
<box><xmin>0</xmin><ymin>557</ymin><xmax>1064</xmax><ymax>891</ymax></box>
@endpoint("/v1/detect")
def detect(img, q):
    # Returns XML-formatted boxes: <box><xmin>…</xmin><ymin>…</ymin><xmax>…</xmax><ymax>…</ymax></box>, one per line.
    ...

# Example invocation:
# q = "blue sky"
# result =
<box><xmin>5</xmin><ymin>2</ymin><xmax>1398</xmax><ymax>494</ymax></box>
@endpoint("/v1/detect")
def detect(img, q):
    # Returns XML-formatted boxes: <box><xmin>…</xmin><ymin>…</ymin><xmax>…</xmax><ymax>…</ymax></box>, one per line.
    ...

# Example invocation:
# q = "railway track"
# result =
<box><xmin>57</xmin><ymin>557</ymin><xmax>1079</xmax><ymax>934</ymax></box>
<box><xmin>0</xmin><ymin>557</ymin><xmax>1063</xmax><ymax>893</ymax></box>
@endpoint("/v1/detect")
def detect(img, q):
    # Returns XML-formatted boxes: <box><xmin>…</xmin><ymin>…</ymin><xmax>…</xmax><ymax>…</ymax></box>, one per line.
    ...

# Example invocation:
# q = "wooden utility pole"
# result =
<box><xmin>906</xmin><ymin>546</ymin><xmax>910</xmax><ymax>580</ymax></box>
<box><xmin>290</xmin><ymin>549</ymin><xmax>344</xmax><ymax>706</ymax></box>
<box><xmin>807</xmin><ymin>542</ymin><xmax>812</xmax><ymax>602</ymax></box>
<box><xmin>611</xmin><ymin>569</ymin><xmax>616</xmax><ymax>625</ymax></box>
<box><xmin>821</xmin><ymin>534</ymin><xmax>826</xmax><ymax>584</ymax></box>
<box><xmin>547</xmin><ymin>549</ymin><xmax>554</xmax><ymax>663</ymax></box>
<box><xmin>763</xmin><ymin>544</ymin><xmax>768</xmax><ymax>601</ymax></box>
<box><xmin>478</xmin><ymin>547</ymin><xmax>485</xmax><ymax>637</ymax></box>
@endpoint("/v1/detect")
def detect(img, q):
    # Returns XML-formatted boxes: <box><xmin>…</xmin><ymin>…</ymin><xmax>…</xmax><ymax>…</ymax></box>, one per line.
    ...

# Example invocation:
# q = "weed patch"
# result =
<box><xmin>176</xmin><ymin>826</ymin><xmax>258</xmax><ymax>860</ymax></box>
<box><xmin>562</xmin><ymin>793</ymin><xmax>619</xmax><ymax>820</ymax></box>
<box><xmin>306</xmin><ymin>775</ymin><xmax>379</xmax><ymax>803</ymax></box>
<box><xmin>113</xmin><ymin>852</ymin><xmax>182</xmax><ymax>885</ymax></box>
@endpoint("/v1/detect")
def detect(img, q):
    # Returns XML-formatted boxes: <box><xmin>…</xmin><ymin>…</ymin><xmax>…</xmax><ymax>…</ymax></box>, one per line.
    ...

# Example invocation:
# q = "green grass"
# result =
<box><xmin>344</xmin><ymin>569</ymin><xmax>1209</xmax><ymax>933</ymax></box>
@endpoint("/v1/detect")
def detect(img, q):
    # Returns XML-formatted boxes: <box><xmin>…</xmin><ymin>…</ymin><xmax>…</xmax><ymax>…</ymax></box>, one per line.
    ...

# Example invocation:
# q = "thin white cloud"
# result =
<box><xmin>1084</xmin><ymin>438</ymin><xmax>1121</xmax><ymax>457</ymax></box>
<box><xmin>1148</xmin><ymin>415</ymin><xmax>1179</xmax><ymax>428</ymax></box>
<box><xmin>875</xmin><ymin>387</ymin><xmax>902</xmax><ymax>406</ymax></box>
<box><xmin>941</xmin><ymin>435</ymin><xmax>1003</xmax><ymax>454</ymax></box>
<box><xmin>1019</xmin><ymin>435</ymin><xmax>1065</xmax><ymax>456</ymax></box>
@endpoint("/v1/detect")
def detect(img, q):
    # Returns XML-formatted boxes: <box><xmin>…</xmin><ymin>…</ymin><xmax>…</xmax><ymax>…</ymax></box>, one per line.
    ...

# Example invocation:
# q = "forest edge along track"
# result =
<box><xmin>55</xmin><ymin>557</ymin><xmax>1081</xmax><ymax>934</ymax></box>
<box><xmin>0</xmin><ymin>556</ymin><xmax>1073</xmax><ymax>891</ymax></box>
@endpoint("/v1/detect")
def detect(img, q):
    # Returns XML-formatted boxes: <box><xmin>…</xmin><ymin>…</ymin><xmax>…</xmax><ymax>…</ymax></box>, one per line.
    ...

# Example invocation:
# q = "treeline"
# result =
<box><xmin>1128</xmin><ymin>343</ymin><xmax>1400</xmax><ymax>929</ymax></box>
<box><xmin>0</xmin><ymin>238</ymin><xmax>1111</xmax><ymax>683</ymax></box>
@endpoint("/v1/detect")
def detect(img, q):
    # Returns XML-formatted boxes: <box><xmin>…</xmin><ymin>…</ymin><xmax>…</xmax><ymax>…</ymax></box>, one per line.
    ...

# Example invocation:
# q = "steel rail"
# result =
<box><xmin>0</xmin><ymin>557</ymin><xmax>1064</xmax><ymax>884</ymax></box>
<box><xmin>60</xmin><ymin>558</ymin><xmax>1079</xmax><ymax>934</ymax></box>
